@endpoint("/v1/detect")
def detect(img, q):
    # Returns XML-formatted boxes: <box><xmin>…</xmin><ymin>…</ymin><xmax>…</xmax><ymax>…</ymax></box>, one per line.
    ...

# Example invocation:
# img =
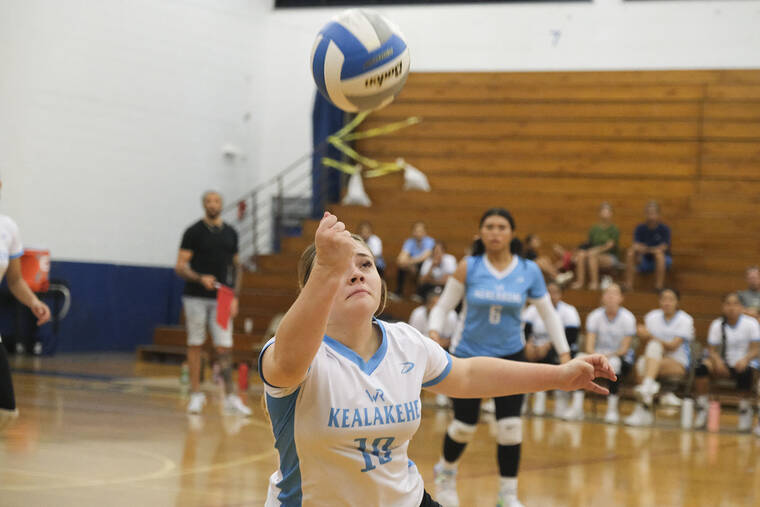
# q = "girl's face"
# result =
<box><xmin>329</xmin><ymin>242</ymin><xmax>382</xmax><ymax>321</ymax></box>
<box><xmin>659</xmin><ymin>290</ymin><xmax>678</xmax><ymax>315</ymax></box>
<box><xmin>599</xmin><ymin>205</ymin><xmax>612</xmax><ymax>221</ymax></box>
<box><xmin>723</xmin><ymin>294</ymin><xmax>743</xmax><ymax>322</ymax></box>
<box><xmin>479</xmin><ymin>215</ymin><xmax>513</xmax><ymax>253</ymax></box>
<box><xmin>529</xmin><ymin>236</ymin><xmax>541</xmax><ymax>250</ymax></box>
<box><xmin>358</xmin><ymin>224</ymin><xmax>371</xmax><ymax>239</ymax></box>
<box><xmin>602</xmin><ymin>285</ymin><xmax>623</xmax><ymax>309</ymax></box>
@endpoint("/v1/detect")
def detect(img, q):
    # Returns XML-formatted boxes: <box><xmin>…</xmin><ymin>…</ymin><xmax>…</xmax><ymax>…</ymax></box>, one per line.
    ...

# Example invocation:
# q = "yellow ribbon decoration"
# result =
<box><xmin>321</xmin><ymin>113</ymin><xmax>421</xmax><ymax>177</ymax></box>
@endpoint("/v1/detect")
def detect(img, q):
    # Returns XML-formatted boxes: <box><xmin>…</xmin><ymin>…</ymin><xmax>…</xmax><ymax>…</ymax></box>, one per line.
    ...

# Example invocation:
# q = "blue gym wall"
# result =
<box><xmin>0</xmin><ymin>262</ymin><xmax>185</xmax><ymax>353</ymax></box>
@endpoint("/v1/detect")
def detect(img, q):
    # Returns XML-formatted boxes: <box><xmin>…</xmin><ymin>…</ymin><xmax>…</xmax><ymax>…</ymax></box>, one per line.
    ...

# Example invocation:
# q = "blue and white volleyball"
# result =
<box><xmin>311</xmin><ymin>9</ymin><xmax>410</xmax><ymax>113</ymax></box>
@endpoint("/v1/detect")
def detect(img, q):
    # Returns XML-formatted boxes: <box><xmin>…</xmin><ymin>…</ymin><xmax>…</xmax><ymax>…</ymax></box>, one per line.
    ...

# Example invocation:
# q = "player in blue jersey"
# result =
<box><xmin>258</xmin><ymin>212</ymin><xmax>615</xmax><ymax>507</ymax></box>
<box><xmin>428</xmin><ymin>208</ymin><xmax>573</xmax><ymax>507</ymax></box>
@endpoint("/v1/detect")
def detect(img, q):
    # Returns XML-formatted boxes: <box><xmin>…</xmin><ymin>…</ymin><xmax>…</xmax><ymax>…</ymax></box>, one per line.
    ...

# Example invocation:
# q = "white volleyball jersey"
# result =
<box><xmin>644</xmin><ymin>309</ymin><xmax>695</xmax><ymax>367</ymax></box>
<box><xmin>585</xmin><ymin>307</ymin><xmax>636</xmax><ymax>361</ymax></box>
<box><xmin>522</xmin><ymin>301</ymin><xmax>580</xmax><ymax>347</ymax></box>
<box><xmin>408</xmin><ymin>305</ymin><xmax>458</xmax><ymax>340</ymax></box>
<box><xmin>707</xmin><ymin>315</ymin><xmax>760</xmax><ymax>368</ymax></box>
<box><xmin>0</xmin><ymin>215</ymin><xmax>23</xmax><ymax>344</ymax></box>
<box><xmin>259</xmin><ymin>320</ymin><xmax>452</xmax><ymax>507</ymax></box>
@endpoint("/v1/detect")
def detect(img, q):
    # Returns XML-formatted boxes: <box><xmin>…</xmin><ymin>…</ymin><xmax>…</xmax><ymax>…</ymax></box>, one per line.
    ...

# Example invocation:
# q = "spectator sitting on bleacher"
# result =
<box><xmin>693</xmin><ymin>292</ymin><xmax>760</xmax><ymax>433</ymax></box>
<box><xmin>522</xmin><ymin>281</ymin><xmax>578</xmax><ymax>417</ymax></box>
<box><xmin>417</xmin><ymin>241</ymin><xmax>457</xmax><ymax>301</ymax></box>
<box><xmin>564</xmin><ymin>284</ymin><xmax>636</xmax><ymax>423</ymax></box>
<box><xmin>738</xmin><ymin>266</ymin><xmax>760</xmax><ymax>318</ymax></box>
<box><xmin>571</xmin><ymin>202</ymin><xmax>620</xmax><ymax>291</ymax></box>
<box><xmin>392</xmin><ymin>221</ymin><xmax>435</xmax><ymax>301</ymax></box>
<box><xmin>524</xmin><ymin>234</ymin><xmax>574</xmax><ymax>286</ymax></box>
<box><xmin>358</xmin><ymin>221</ymin><xmax>386</xmax><ymax>279</ymax></box>
<box><xmin>624</xmin><ymin>288</ymin><xmax>695</xmax><ymax>427</ymax></box>
<box><xmin>624</xmin><ymin>200</ymin><xmax>672</xmax><ymax>291</ymax></box>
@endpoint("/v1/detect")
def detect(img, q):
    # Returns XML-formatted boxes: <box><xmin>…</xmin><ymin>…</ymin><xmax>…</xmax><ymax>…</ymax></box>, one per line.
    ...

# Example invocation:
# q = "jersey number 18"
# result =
<box><xmin>355</xmin><ymin>437</ymin><xmax>395</xmax><ymax>472</ymax></box>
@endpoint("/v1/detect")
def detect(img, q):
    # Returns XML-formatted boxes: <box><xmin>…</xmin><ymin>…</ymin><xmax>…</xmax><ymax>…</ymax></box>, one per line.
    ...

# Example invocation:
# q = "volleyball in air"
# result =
<box><xmin>311</xmin><ymin>9</ymin><xmax>410</xmax><ymax>113</ymax></box>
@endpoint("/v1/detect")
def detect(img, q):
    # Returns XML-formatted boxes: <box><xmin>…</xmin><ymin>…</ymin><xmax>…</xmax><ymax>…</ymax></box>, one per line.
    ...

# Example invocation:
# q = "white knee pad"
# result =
<box><xmin>0</xmin><ymin>408</ymin><xmax>18</xmax><ymax>433</ymax></box>
<box><xmin>608</xmin><ymin>355</ymin><xmax>622</xmax><ymax>375</ymax></box>
<box><xmin>496</xmin><ymin>417</ymin><xmax>522</xmax><ymax>446</ymax></box>
<box><xmin>644</xmin><ymin>340</ymin><xmax>664</xmax><ymax>360</ymax></box>
<box><xmin>447</xmin><ymin>419</ymin><xmax>477</xmax><ymax>444</ymax></box>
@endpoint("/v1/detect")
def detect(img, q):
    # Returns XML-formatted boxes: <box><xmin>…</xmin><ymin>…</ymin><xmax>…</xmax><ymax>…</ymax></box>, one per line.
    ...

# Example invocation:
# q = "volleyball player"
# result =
<box><xmin>624</xmin><ymin>288</ymin><xmax>694</xmax><ymax>426</ymax></box>
<box><xmin>522</xmin><ymin>281</ymin><xmax>578</xmax><ymax>417</ymax></box>
<box><xmin>428</xmin><ymin>208</ymin><xmax>573</xmax><ymax>507</ymax></box>
<box><xmin>0</xmin><ymin>206</ymin><xmax>52</xmax><ymax>432</ymax></box>
<box><xmin>258</xmin><ymin>212</ymin><xmax>615</xmax><ymax>506</ymax></box>
<box><xmin>569</xmin><ymin>284</ymin><xmax>636</xmax><ymax>423</ymax></box>
<box><xmin>693</xmin><ymin>292</ymin><xmax>760</xmax><ymax>431</ymax></box>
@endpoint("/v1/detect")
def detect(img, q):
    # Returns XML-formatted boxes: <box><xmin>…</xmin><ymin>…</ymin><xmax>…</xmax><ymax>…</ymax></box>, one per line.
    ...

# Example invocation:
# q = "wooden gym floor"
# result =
<box><xmin>1</xmin><ymin>354</ymin><xmax>759</xmax><ymax>506</ymax></box>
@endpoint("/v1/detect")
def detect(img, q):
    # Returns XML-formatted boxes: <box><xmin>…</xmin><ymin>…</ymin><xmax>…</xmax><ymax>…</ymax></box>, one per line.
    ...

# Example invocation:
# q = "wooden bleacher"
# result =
<box><xmin>145</xmin><ymin>69</ymin><xmax>760</xmax><ymax>364</ymax></box>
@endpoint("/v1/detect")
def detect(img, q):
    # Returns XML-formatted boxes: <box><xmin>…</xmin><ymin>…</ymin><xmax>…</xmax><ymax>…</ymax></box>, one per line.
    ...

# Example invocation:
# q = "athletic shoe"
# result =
<box><xmin>555</xmin><ymin>272</ymin><xmax>574</xmax><ymax>286</ymax></box>
<box><xmin>496</xmin><ymin>493</ymin><xmax>525</xmax><ymax>507</ymax></box>
<box><xmin>694</xmin><ymin>408</ymin><xmax>708</xmax><ymax>429</ymax></box>
<box><xmin>481</xmin><ymin>399</ymin><xmax>495</xmax><ymax>414</ymax></box>
<box><xmin>738</xmin><ymin>408</ymin><xmax>753</xmax><ymax>432</ymax></box>
<box><xmin>435</xmin><ymin>394</ymin><xmax>450</xmax><ymax>408</ymax></box>
<box><xmin>634</xmin><ymin>381</ymin><xmax>660</xmax><ymax>406</ymax></box>
<box><xmin>433</xmin><ymin>463</ymin><xmax>459</xmax><ymax>507</ymax></box>
<box><xmin>33</xmin><ymin>342</ymin><xmax>43</xmax><ymax>356</ymax></box>
<box><xmin>224</xmin><ymin>394</ymin><xmax>252</xmax><ymax>416</ymax></box>
<box><xmin>624</xmin><ymin>404</ymin><xmax>653</xmax><ymax>427</ymax></box>
<box><xmin>532</xmin><ymin>391</ymin><xmax>546</xmax><ymax>416</ymax></box>
<box><xmin>561</xmin><ymin>404</ymin><xmax>584</xmax><ymax>422</ymax></box>
<box><xmin>659</xmin><ymin>392</ymin><xmax>683</xmax><ymax>407</ymax></box>
<box><xmin>604</xmin><ymin>405</ymin><xmax>620</xmax><ymax>424</ymax></box>
<box><xmin>187</xmin><ymin>392</ymin><xmax>206</xmax><ymax>414</ymax></box>
<box><xmin>0</xmin><ymin>408</ymin><xmax>19</xmax><ymax>432</ymax></box>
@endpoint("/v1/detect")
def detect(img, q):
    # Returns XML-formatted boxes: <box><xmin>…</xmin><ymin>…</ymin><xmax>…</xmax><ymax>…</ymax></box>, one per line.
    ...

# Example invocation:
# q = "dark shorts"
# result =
<box><xmin>637</xmin><ymin>254</ymin><xmax>672</xmax><ymax>273</ymax></box>
<box><xmin>420</xmin><ymin>489</ymin><xmax>442</xmax><ymax>507</ymax></box>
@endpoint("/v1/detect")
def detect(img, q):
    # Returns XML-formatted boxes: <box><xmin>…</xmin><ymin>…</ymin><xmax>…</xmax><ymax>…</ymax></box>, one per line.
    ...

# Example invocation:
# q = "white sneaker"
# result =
<box><xmin>694</xmin><ymin>409</ymin><xmax>708</xmax><ymax>429</ymax></box>
<box><xmin>738</xmin><ymin>408</ymin><xmax>753</xmax><ymax>432</ymax></box>
<box><xmin>532</xmin><ymin>391</ymin><xmax>546</xmax><ymax>416</ymax></box>
<box><xmin>604</xmin><ymin>406</ymin><xmax>620</xmax><ymax>424</ymax></box>
<box><xmin>561</xmin><ymin>404</ymin><xmax>584</xmax><ymax>422</ymax></box>
<box><xmin>224</xmin><ymin>394</ymin><xmax>252</xmax><ymax>416</ymax></box>
<box><xmin>435</xmin><ymin>394</ymin><xmax>450</xmax><ymax>408</ymax></box>
<box><xmin>187</xmin><ymin>392</ymin><xmax>206</xmax><ymax>414</ymax></box>
<box><xmin>660</xmin><ymin>392</ymin><xmax>683</xmax><ymax>407</ymax></box>
<box><xmin>433</xmin><ymin>463</ymin><xmax>459</xmax><ymax>507</ymax></box>
<box><xmin>497</xmin><ymin>492</ymin><xmax>525</xmax><ymax>507</ymax></box>
<box><xmin>555</xmin><ymin>272</ymin><xmax>574</xmax><ymax>285</ymax></box>
<box><xmin>634</xmin><ymin>381</ymin><xmax>660</xmax><ymax>406</ymax></box>
<box><xmin>624</xmin><ymin>404</ymin><xmax>653</xmax><ymax>427</ymax></box>
<box><xmin>481</xmin><ymin>399</ymin><xmax>495</xmax><ymax>414</ymax></box>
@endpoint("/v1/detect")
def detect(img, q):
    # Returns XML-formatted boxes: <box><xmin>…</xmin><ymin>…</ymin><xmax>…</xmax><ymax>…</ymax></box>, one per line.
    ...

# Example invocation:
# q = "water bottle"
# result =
<box><xmin>707</xmin><ymin>401</ymin><xmax>721</xmax><ymax>433</ymax></box>
<box><xmin>238</xmin><ymin>363</ymin><xmax>249</xmax><ymax>392</ymax></box>
<box><xmin>180</xmin><ymin>362</ymin><xmax>190</xmax><ymax>396</ymax></box>
<box><xmin>680</xmin><ymin>398</ymin><xmax>694</xmax><ymax>429</ymax></box>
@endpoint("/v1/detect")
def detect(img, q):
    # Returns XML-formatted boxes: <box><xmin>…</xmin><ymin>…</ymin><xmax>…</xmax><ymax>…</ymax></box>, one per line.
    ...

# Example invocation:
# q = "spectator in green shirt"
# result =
<box><xmin>571</xmin><ymin>202</ymin><xmax>620</xmax><ymax>290</ymax></box>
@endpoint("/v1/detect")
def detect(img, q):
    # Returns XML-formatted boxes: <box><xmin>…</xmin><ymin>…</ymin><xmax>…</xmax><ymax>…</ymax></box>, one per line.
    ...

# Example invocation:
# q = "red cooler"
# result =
<box><xmin>20</xmin><ymin>249</ymin><xmax>51</xmax><ymax>293</ymax></box>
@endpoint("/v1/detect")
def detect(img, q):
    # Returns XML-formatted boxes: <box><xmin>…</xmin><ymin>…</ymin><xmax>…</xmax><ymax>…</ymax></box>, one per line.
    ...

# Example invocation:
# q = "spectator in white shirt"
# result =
<box><xmin>416</xmin><ymin>241</ymin><xmax>457</xmax><ymax>301</ymax></box>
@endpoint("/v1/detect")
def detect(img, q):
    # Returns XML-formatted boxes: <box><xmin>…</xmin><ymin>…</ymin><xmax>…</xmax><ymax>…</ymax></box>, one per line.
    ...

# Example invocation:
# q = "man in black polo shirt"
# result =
<box><xmin>624</xmin><ymin>200</ymin><xmax>672</xmax><ymax>291</ymax></box>
<box><xmin>175</xmin><ymin>190</ymin><xmax>250</xmax><ymax>416</ymax></box>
